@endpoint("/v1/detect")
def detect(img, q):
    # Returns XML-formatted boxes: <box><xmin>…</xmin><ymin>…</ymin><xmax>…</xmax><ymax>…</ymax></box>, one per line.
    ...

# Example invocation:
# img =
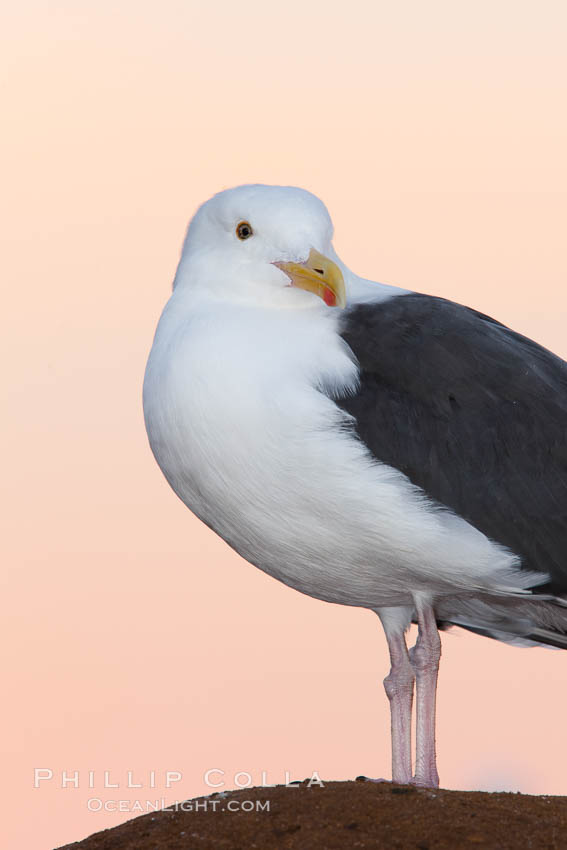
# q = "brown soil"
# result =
<box><xmin>56</xmin><ymin>779</ymin><xmax>567</xmax><ymax>850</ymax></box>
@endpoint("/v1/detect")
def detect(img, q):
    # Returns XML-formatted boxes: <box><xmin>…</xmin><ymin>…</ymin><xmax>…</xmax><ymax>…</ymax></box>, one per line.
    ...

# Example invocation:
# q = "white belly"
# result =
<box><xmin>143</xmin><ymin>294</ymin><xmax>523</xmax><ymax>609</ymax></box>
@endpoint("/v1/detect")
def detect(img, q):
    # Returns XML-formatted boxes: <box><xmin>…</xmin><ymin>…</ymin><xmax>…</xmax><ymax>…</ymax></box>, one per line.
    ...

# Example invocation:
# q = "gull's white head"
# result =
<box><xmin>174</xmin><ymin>184</ymin><xmax>346</xmax><ymax>309</ymax></box>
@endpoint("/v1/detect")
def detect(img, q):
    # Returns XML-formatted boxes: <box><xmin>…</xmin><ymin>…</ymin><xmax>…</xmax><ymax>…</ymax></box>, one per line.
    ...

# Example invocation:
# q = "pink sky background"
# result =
<box><xmin>2</xmin><ymin>1</ymin><xmax>567</xmax><ymax>847</ymax></box>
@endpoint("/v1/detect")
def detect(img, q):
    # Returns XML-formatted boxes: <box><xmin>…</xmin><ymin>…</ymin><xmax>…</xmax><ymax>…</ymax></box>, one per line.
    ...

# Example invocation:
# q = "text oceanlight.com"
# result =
<box><xmin>87</xmin><ymin>798</ymin><xmax>272</xmax><ymax>814</ymax></box>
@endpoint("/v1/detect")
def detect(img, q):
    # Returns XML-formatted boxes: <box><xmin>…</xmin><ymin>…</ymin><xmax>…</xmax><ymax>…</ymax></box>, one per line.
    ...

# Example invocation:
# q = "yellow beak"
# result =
<box><xmin>274</xmin><ymin>249</ymin><xmax>346</xmax><ymax>308</ymax></box>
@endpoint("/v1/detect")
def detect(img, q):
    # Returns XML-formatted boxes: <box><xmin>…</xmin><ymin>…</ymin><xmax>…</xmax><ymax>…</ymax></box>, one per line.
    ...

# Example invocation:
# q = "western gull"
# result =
<box><xmin>143</xmin><ymin>184</ymin><xmax>567</xmax><ymax>788</ymax></box>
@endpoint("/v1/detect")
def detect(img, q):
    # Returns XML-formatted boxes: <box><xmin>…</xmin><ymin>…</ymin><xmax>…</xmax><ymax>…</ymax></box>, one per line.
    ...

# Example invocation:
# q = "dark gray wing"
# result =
<box><xmin>335</xmin><ymin>294</ymin><xmax>567</xmax><ymax>594</ymax></box>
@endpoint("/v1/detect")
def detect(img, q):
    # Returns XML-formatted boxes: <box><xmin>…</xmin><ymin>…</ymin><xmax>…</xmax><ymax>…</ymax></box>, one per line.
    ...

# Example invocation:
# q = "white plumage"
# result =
<box><xmin>144</xmin><ymin>186</ymin><xmax>532</xmax><ymax>605</ymax></box>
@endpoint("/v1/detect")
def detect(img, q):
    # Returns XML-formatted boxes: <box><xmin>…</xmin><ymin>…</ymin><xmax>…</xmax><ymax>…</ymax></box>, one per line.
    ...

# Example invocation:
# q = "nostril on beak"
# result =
<box><xmin>313</xmin><ymin>268</ymin><xmax>324</xmax><ymax>275</ymax></box>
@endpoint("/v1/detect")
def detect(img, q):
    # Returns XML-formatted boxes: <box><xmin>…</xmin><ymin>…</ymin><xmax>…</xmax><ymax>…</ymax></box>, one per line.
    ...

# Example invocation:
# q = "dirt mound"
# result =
<box><xmin>56</xmin><ymin>778</ymin><xmax>567</xmax><ymax>849</ymax></box>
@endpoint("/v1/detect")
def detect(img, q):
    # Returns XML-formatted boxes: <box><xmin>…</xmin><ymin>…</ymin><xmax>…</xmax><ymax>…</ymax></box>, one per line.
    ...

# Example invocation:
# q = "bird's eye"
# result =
<box><xmin>236</xmin><ymin>221</ymin><xmax>253</xmax><ymax>240</ymax></box>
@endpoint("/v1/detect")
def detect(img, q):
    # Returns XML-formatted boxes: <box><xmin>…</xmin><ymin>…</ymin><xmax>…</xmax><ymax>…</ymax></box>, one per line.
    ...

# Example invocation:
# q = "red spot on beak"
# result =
<box><xmin>323</xmin><ymin>287</ymin><xmax>337</xmax><ymax>307</ymax></box>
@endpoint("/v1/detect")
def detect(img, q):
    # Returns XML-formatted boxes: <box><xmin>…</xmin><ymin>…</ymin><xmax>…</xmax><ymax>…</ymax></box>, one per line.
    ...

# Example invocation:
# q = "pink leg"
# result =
<box><xmin>409</xmin><ymin>598</ymin><xmax>441</xmax><ymax>788</ymax></box>
<box><xmin>377</xmin><ymin>608</ymin><xmax>415</xmax><ymax>785</ymax></box>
